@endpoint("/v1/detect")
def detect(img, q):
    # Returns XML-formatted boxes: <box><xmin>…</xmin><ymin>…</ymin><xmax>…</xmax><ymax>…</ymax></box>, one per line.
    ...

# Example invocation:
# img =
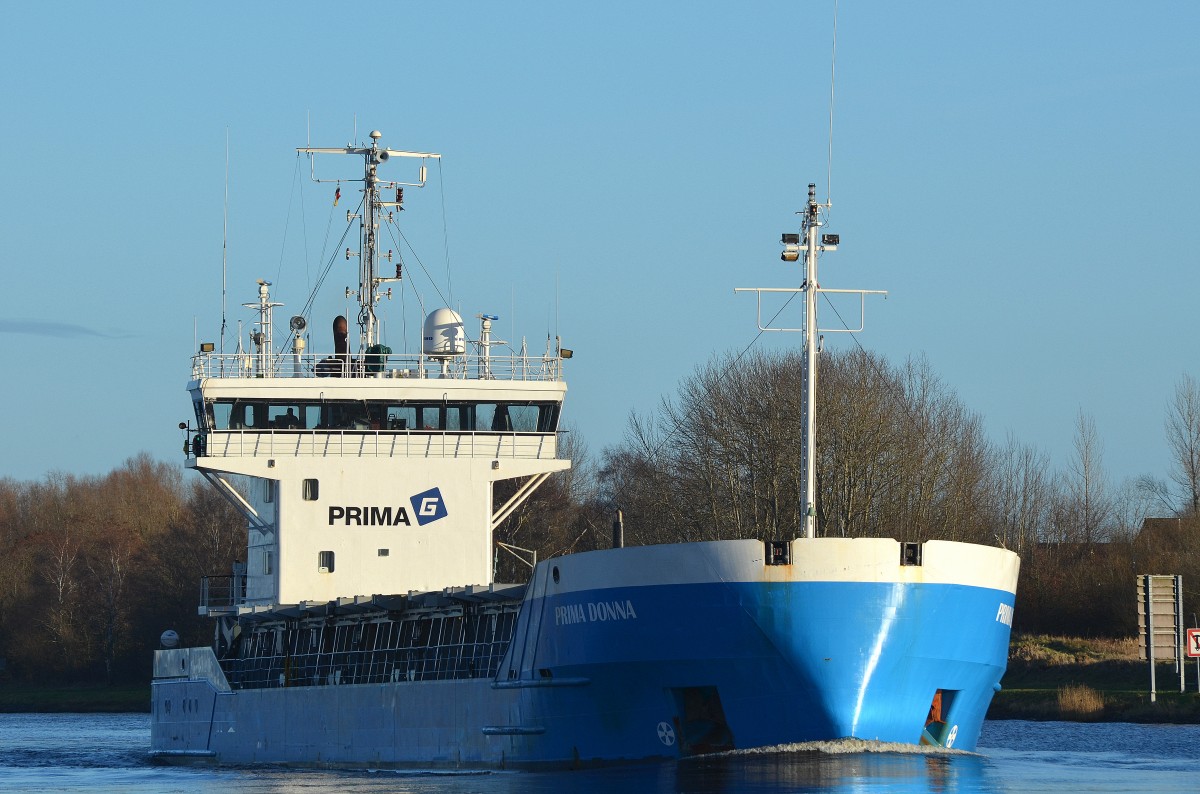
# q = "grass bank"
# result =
<box><xmin>0</xmin><ymin>683</ymin><xmax>149</xmax><ymax>713</ymax></box>
<box><xmin>989</xmin><ymin>634</ymin><xmax>1200</xmax><ymax>723</ymax></box>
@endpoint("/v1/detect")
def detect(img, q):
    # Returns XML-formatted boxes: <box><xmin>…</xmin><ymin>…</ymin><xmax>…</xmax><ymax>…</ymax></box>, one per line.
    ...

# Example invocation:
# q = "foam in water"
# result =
<box><xmin>700</xmin><ymin>737</ymin><xmax>975</xmax><ymax>758</ymax></box>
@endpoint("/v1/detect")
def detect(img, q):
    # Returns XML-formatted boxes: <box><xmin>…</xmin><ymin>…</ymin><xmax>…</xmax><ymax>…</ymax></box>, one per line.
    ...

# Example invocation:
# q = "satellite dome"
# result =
<box><xmin>422</xmin><ymin>309</ymin><xmax>466</xmax><ymax>357</ymax></box>
<box><xmin>160</xmin><ymin>629</ymin><xmax>180</xmax><ymax>649</ymax></box>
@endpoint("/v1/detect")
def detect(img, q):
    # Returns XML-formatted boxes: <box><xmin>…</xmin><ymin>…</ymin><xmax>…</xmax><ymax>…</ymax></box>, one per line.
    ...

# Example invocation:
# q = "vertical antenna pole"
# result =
<box><xmin>826</xmin><ymin>0</ymin><xmax>838</xmax><ymax>205</ymax></box>
<box><xmin>802</xmin><ymin>183</ymin><xmax>820</xmax><ymax>539</ymax></box>
<box><xmin>356</xmin><ymin>130</ymin><xmax>385</xmax><ymax>352</ymax></box>
<box><xmin>221</xmin><ymin>129</ymin><xmax>229</xmax><ymax>359</ymax></box>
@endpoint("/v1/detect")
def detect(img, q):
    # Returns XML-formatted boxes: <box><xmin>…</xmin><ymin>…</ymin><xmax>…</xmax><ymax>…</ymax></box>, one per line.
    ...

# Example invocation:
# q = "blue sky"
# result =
<box><xmin>0</xmin><ymin>2</ymin><xmax>1197</xmax><ymax>497</ymax></box>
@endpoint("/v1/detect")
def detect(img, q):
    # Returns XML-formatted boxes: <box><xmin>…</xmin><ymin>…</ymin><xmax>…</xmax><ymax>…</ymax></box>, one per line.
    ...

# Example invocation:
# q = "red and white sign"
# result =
<box><xmin>1187</xmin><ymin>628</ymin><xmax>1200</xmax><ymax>658</ymax></box>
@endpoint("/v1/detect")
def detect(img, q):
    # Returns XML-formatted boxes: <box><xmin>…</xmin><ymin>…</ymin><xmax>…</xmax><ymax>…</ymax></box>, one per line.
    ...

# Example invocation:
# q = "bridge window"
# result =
<box><xmin>507</xmin><ymin>404</ymin><xmax>542</xmax><ymax>432</ymax></box>
<box><xmin>192</xmin><ymin>397</ymin><xmax>206</xmax><ymax>430</ymax></box>
<box><xmin>386</xmin><ymin>405</ymin><xmax>414</xmax><ymax>430</ymax></box>
<box><xmin>476</xmin><ymin>402</ymin><xmax>559</xmax><ymax>432</ymax></box>
<box><xmin>269</xmin><ymin>405</ymin><xmax>304</xmax><ymax>429</ymax></box>
<box><xmin>445</xmin><ymin>404</ymin><xmax>471</xmax><ymax>430</ymax></box>
<box><xmin>211</xmin><ymin>400</ymin><xmax>253</xmax><ymax>430</ymax></box>
<box><xmin>206</xmin><ymin>398</ymin><xmax>561</xmax><ymax>433</ymax></box>
<box><xmin>415</xmin><ymin>405</ymin><xmax>440</xmax><ymax>431</ymax></box>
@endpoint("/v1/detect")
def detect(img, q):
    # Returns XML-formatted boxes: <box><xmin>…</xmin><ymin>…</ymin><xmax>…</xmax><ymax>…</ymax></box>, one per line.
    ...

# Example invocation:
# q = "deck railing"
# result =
<box><xmin>191</xmin><ymin>429</ymin><xmax>559</xmax><ymax>460</ymax></box>
<box><xmin>190</xmin><ymin>350</ymin><xmax>565</xmax><ymax>382</ymax></box>
<box><xmin>200</xmin><ymin>574</ymin><xmax>247</xmax><ymax>610</ymax></box>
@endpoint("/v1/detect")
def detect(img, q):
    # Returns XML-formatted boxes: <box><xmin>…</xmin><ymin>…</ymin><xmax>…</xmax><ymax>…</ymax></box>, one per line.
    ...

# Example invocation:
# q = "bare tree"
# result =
<box><xmin>1109</xmin><ymin>476</ymin><xmax>1160</xmax><ymax>541</ymax></box>
<box><xmin>989</xmin><ymin>433</ymin><xmax>1052</xmax><ymax>554</ymax></box>
<box><xmin>600</xmin><ymin>348</ymin><xmax>991</xmax><ymax>546</ymax></box>
<box><xmin>1063</xmin><ymin>409</ymin><xmax>1112</xmax><ymax>545</ymax></box>
<box><xmin>86</xmin><ymin>534</ymin><xmax>135</xmax><ymax>684</ymax></box>
<box><xmin>1165</xmin><ymin>373</ymin><xmax>1200</xmax><ymax>515</ymax></box>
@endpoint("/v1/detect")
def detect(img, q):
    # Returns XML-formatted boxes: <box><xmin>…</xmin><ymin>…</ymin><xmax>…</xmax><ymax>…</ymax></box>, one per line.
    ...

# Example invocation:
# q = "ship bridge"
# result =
<box><xmin>186</xmin><ymin>349</ymin><xmax>566</xmax><ymax>464</ymax></box>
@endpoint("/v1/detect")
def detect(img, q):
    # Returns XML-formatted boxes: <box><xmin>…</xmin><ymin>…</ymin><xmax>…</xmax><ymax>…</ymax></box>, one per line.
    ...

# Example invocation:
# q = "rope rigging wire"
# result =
<box><xmin>384</xmin><ymin>219</ymin><xmax>451</xmax><ymax>312</ymax></box>
<box><xmin>438</xmin><ymin>158</ymin><xmax>454</xmax><ymax>308</ymax></box>
<box><xmin>298</xmin><ymin>194</ymin><xmax>362</xmax><ymax>322</ymax></box>
<box><xmin>273</xmin><ymin>156</ymin><xmax>302</xmax><ymax>288</ymax></box>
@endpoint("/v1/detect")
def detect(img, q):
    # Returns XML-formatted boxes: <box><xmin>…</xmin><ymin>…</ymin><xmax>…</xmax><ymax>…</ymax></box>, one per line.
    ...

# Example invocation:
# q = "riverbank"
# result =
<box><xmin>988</xmin><ymin>634</ymin><xmax>1200</xmax><ymax>723</ymax></box>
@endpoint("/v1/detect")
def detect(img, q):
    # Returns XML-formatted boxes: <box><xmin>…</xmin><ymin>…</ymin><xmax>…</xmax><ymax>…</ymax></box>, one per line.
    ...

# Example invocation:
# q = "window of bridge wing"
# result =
<box><xmin>192</xmin><ymin>397</ymin><xmax>207</xmax><ymax>431</ymax></box>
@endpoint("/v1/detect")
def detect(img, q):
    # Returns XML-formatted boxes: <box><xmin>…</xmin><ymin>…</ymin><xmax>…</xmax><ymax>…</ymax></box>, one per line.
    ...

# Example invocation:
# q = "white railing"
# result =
<box><xmin>190</xmin><ymin>350</ymin><xmax>565</xmax><ymax>382</ymax></box>
<box><xmin>193</xmin><ymin>429</ymin><xmax>560</xmax><ymax>460</ymax></box>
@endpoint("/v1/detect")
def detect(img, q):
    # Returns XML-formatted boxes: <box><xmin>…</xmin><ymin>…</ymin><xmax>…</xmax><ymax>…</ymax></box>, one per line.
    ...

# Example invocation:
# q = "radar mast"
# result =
<box><xmin>737</xmin><ymin>184</ymin><xmax>886</xmax><ymax>538</ymax></box>
<box><xmin>298</xmin><ymin>131</ymin><xmax>441</xmax><ymax>353</ymax></box>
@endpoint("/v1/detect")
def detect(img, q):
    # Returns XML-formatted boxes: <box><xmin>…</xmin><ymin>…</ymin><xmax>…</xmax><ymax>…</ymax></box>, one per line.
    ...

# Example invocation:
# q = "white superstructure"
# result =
<box><xmin>185</xmin><ymin>132</ymin><xmax>570</xmax><ymax>613</ymax></box>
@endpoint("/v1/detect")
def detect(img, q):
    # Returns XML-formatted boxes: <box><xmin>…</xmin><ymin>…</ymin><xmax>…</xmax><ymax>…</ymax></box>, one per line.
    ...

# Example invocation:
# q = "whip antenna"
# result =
<box><xmin>827</xmin><ymin>0</ymin><xmax>839</xmax><ymax>206</ymax></box>
<box><xmin>220</xmin><ymin>128</ymin><xmax>229</xmax><ymax>358</ymax></box>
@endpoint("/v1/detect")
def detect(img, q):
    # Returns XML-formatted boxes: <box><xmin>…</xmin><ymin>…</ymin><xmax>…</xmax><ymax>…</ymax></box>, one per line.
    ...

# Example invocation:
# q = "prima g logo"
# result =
<box><xmin>410</xmin><ymin>486</ymin><xmax>448</xmax><ymax>526</ymax></box>
<box><xmin>326</xmin><ymin>487</ymin><xmax>449</xmax><ymax>528</ymax></box>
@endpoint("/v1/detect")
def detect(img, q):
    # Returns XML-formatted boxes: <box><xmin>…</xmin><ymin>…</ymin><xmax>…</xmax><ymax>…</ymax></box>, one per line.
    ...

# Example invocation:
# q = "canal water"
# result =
<box><xmin>1</xmin><ymin>713</ymin><xmax>1195</xmax><ymax>792</ymax></box>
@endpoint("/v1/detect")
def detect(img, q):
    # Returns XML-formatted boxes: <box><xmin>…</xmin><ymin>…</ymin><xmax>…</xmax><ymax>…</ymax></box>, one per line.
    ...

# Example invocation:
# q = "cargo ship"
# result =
<box><xmin>150</xmin><ymin>131</ymin><xmax>1019</xmax><ymax>768</ymax></box>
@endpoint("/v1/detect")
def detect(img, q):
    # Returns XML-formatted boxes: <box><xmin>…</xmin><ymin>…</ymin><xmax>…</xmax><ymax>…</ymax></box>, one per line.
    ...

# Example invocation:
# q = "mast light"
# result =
<box><xmin>781</xmin><ymin>232</ymin><xmax>801</xmax><ymax>262</ymax></box>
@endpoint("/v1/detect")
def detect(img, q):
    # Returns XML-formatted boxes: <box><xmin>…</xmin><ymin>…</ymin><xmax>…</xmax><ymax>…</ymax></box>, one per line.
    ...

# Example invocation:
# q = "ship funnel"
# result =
<box><xmin>422</xmin><ymin>309</ymin><xmax>466</xmax><ymax>358</ymax></box>
<box><xmin>333</xmin><ymin>315</ymin><xmax>350</xmax><ymax>364</ymax></box>
<box><xmin>333</xmin><ymin>316</ymin><xmax>348</xmax><ymax>351</ymax></box>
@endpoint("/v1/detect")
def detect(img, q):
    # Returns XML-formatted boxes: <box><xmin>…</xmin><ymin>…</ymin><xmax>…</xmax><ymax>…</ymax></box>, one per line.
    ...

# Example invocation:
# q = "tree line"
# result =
<box><xmin>2</xmin><ymin>352</ymin><xmax>1197</xmax><ymax>685</ymax></box>
<box><xmin>0</xmin><ymin>455</ymin><xmax>243</xmax><ymax>685</ymax></box>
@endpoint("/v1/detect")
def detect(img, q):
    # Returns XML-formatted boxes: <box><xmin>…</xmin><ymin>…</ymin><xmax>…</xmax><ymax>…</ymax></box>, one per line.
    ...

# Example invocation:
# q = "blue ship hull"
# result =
<box><xmin>522</xmin><ymin>581</ymin><xmax>1008</xmax><ymax>756</ymax></box>
<box><xmin>152</xmin><ymin>538</ymin><xmax>1018</xmax><ymax>767</ymax></box>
